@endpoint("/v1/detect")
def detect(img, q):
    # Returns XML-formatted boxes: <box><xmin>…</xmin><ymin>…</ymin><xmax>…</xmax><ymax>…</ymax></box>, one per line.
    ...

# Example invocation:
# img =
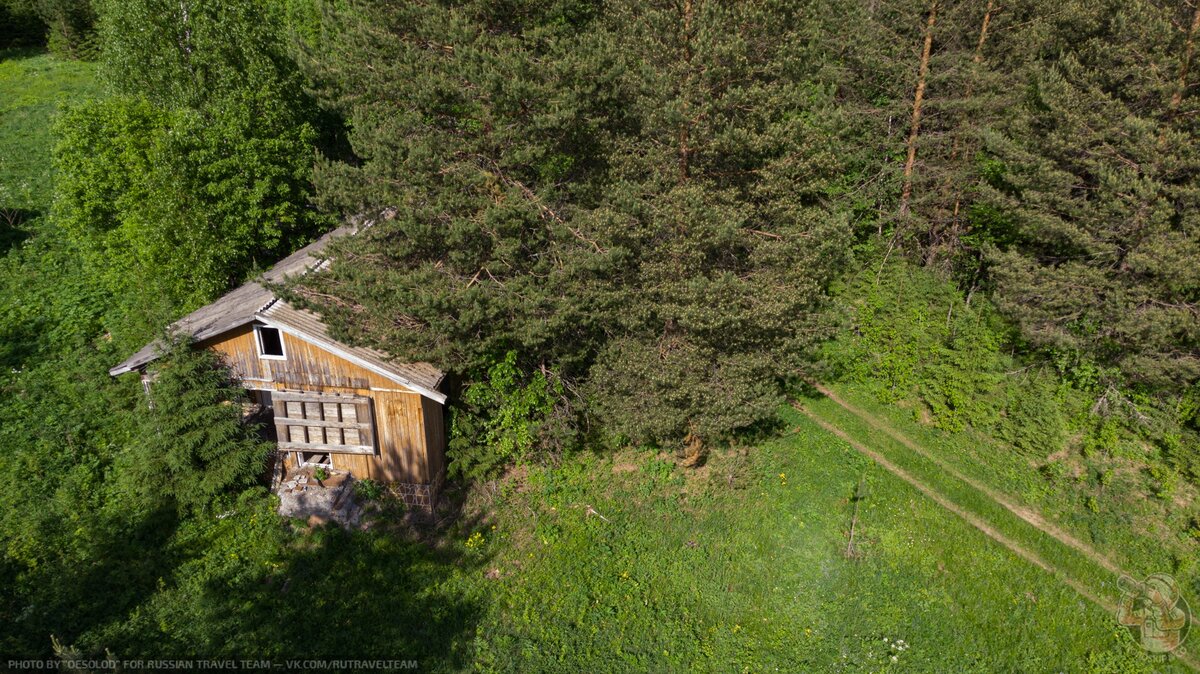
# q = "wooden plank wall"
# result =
<box><xmin>201</xmin><ymin>326</ymin><xmax>442</xmax><ymax>484</ymax></box>
<box><xmin>422</xmin><ymin>396</ymin><xmax>447</xmax><ymax>483</ymax></box>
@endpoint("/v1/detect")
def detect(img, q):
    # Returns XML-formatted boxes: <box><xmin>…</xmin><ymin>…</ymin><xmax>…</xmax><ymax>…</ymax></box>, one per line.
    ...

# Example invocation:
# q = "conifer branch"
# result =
<box><xmin>472</xmin><ymin>155</ymin><xmax>607</xmax><ymax>255</ymax></box>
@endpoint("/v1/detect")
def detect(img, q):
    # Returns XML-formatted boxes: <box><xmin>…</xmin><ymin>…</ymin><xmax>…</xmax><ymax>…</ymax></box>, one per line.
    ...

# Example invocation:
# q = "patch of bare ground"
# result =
<box><xmin>1042</xmin><ymin>448</ymin><xmax>1087</xmax><ymax>481</ymax></box>
<box><xmin>1044</xmin><ymin>447</ymin><xmax>1071</xmax><ymax>464</ymax></box>
<box><xmin>611</xmin><ymin>460</ymin><xmax>638</xmax><ymax>474</ymax></box>
<box><xmin>607</xmin><ymin>446</ymin><xmax>648</xmax><ymax>475</ymax></box>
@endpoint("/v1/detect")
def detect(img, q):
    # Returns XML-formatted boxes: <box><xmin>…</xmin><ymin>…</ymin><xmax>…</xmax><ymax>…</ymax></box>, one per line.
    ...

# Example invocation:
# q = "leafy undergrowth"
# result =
<box><xmin>0</xmin><ymin>49</ymin><xmax>111</xmax><ymax>364</ymax></box>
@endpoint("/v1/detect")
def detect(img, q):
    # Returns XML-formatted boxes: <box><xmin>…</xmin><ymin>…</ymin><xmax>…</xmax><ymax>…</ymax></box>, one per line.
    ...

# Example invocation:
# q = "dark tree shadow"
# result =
<box><xmin>161</xmin><ymin>520</ymin><xmax>491</xmax><ymax>671</ymax></box>
<box><xmin>6</xmin><ymin>504</ymin><xmax>180</xmax><ymax>658</ymax></box>
<box><xmin>0</xmin><ymin>211</ymin><xmax>35</xmax><ymax>253</ymax></box>
<box><xmin>786</xmin><ymin>376</ymin><xmax>825</xmax><ymax>401</ymax></box>
<box><xmin>0</xmin><ymin>319</ymin><xmax>43</xmax><ymax>370</ymax></box>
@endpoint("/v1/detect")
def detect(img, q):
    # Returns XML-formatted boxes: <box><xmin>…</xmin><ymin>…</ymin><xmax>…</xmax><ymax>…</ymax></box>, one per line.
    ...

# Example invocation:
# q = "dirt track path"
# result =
<box><xmin>806</xmin><ymin>382</ymin><xmax>1125</xmax><ymax>576</ymax></box>
<box><xmin>791</xmin><ymin>392</ymin><xmax>1200</xmax><ymax>671</ymax></box>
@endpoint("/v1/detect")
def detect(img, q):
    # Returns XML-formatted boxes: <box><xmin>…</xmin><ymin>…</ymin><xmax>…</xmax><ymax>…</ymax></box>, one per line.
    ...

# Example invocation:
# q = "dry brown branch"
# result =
<box><xmin>291</xmin><ymin>286</ymin><xmax>367</xmax><ymax>314</ymax></box>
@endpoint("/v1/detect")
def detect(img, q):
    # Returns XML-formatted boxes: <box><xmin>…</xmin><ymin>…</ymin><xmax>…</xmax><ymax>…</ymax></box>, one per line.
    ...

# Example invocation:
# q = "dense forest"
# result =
<box><xmin>2</xmin><ymin>0</ymin><xmax>1199</xmax><ymax>668</ymax></box>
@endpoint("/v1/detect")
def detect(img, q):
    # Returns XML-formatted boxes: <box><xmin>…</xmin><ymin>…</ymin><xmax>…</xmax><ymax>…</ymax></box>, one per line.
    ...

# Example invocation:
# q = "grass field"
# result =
<box><xmin>0</xmin><ymin>49</ymin><xmax>103</xmax><ymax>213</ymax></box>
<box><xmin>0</xmin><ymin>47</ymin><xmax>104</xmax><ymax>261</ymax></box>
<box><xmin>442</xmin><ymin>410</ymin><xmax>1178</xmax><ymax>672</ymax></box>
<box><xmin>806</xmin><ymin>383</ymin><xmax>1200</xmax><ymax>610</ymax></box>
<box><xmin>86</xmin><ymin>411</ymin><xmax>1179</xmax><ymax>671</ymax></box>
<box><xmin>0</xmin><ymin>49</ymin><xmax>108</xmax><ymax>365</ymax></box>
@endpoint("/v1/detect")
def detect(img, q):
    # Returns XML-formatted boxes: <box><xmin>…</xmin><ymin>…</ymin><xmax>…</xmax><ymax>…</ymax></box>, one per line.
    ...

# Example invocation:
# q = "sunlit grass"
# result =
<box><xmin>0</xmin><ymin>49</ymin><xmax>104</xmax><ymax>211</ymax></box>
<box><xmin>455</xmin><ymin>413</ymin><xmax>1175</xmax><ymax>672</ymax></box>
<box><xmin>810</xmin><ymin>383</ymin><xmax>1200</xmax><ymax>611</ymax></box>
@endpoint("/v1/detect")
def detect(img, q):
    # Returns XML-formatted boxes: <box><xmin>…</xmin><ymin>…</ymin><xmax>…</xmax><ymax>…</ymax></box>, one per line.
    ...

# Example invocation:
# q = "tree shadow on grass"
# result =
<box><xmin>0</xmin><ymin>211</ymin><xmax>34</xmax><ymax>253</ymax></box>
<box><xmin>787</xmin><ymin>377</ymin><xmax>825</xmax><ymax>401</ymax></box>
<box><xmin>184</xmin><ymin>519</ymin><xmax>490</xmax><ymax>671</ymax></box>
<box><xmin>0</xmin><ymin>320</ymin><xmax>43</xmax><ymax>370</ymax></box>
<box><xmin>6</xmin><ymin>504</ymin><xmax>180</xmax><ymax>658</ymax></box>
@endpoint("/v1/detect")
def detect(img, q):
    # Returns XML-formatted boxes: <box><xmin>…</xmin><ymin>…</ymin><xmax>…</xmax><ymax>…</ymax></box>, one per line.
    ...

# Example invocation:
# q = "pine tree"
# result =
<box><xmin>579</xmin><ymin>0</ymin><xmax>849</xmax><ymax>446</ymax></box>
<box><xmin>294</xmin><ymin>0</ymin><xmax>621</xmax><ymax>374</ymax></box>
<box><xmin>296</xmin><ymin>0</ymin><xmax>851</xmax><ymax>453</ymax></box>
<box><xmin>803</xmin><ymin>0</ymin><xmax>932</xmax><ymax>239</ymax></box>
<box><xmin>125</xmin><ymin>339</ymin><xmax>272</xmax><ymax>514</ymax></box>
<box><xmin>974</xmin><ymin>0</ymin><xmax>1200</xmax><ymax>391</ymax></box>
<box><xmin>881</xmin><ymin>0</ymin><xmax>1023</xmax><ymax>266</ymax></box>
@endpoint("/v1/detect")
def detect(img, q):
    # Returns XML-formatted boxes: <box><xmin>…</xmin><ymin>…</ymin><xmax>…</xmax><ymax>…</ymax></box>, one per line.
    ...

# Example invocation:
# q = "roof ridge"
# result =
<box><xmin>108</xmin><ymin>211</ymin><xmax>400</xmax><ymax>379</ymax></box>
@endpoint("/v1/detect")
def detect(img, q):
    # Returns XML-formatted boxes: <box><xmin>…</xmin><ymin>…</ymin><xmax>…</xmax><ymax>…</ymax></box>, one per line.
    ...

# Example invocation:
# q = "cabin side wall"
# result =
<box><xmin>422</xmin><ymin>396</ymin><xmax>447</xmax><ymax>489</ymax></box>
<box><xmin>199</xmin><ymin>326</ymin><xmax>444</xmax><ymax>505</ymax></box>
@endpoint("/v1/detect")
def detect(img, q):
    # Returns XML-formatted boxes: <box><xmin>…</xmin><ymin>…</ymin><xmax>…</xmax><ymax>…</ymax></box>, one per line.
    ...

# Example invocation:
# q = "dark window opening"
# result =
<box><xmin>297</xmin><ymin>451</ymin><xmax>332</xmax><ymax>468</ymax></box>
<box><xmin>257</xmin><ymin>326</ymin><xmax>285</xmax><ymax>358</ymax></box>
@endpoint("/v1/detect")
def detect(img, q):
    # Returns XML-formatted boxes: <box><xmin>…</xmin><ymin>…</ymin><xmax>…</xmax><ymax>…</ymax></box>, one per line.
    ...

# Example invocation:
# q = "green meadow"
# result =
<box><xmin>120</xmin><ymin>408</ymin><xmax>1170</xmax><ymax>671</ymax></box>
<box><xmin>445</xmin><ymin>407</ymin><xmax>1172</xmax><ymax>672</ymax></box>
<box><xmin>0</xmin><ymin>48</ymin><xmax>102</xmax><ymax>213</ymax></box>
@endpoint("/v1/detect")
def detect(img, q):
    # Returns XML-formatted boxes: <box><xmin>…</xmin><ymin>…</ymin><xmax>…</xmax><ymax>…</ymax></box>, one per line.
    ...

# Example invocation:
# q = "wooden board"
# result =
<box><xmin>202</xmin><ymin>325</ymin><xmax>445</xmax><ymax>484</ymax></box>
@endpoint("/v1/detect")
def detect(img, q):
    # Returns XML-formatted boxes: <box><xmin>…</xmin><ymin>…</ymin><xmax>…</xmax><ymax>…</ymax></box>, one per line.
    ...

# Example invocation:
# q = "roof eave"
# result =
<box><xmin>108</xmin><ymin>315</ymin><xmax>262</xmax><ymax>378</ymax></box>
<box><xmin>255</xmin><ymin>312</ymin><xmax>448</xmax><ymax>404</ymax></box>
<box><xmin>108</xmin><ymin>363</ymin><xmax>138</xmax><ymax>377</ymax></box>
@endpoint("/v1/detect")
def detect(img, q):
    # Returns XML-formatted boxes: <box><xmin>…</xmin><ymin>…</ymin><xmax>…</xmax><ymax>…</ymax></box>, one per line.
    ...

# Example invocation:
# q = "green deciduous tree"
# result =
<box><xmin>52</xmin><ymin>96</ymin><xmax>320</xmax><ymax>334</ymax></box>
<box><xmin>97</xmin><ymin>0</ymin><xmax>308</xmax><ymax>113</ymax></box>
<box><xmin>52</xmin><ymin>0</ymin><xmax>326</xmax><ymax>335</ymax></box>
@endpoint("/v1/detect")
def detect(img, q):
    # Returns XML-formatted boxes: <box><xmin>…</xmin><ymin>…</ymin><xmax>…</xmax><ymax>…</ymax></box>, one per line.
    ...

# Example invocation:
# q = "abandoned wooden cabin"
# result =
<box><xmin>109</xmin><ymin>225</ymin><xmax>448</xmax><ymax>510</ymax></box>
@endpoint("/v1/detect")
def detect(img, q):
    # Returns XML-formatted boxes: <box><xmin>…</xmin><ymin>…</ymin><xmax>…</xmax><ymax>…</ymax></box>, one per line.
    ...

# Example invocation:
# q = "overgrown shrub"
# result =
<box><xmin>448</xmin><ymin>352</ymin><xmax>571</xmax><ymax>480</ymax></box>
<box><xmin>1168</xmin><ymin>386</ymin><xmax>1200</xmax><ymax>481</ymax></box>
<box><xmin>999</xmin><ymin>371</ymin><xmax>1065</xmax><ymax>458</ymax></box>
<box><xmin>826</xmin><ymin>259</ymin><xmax>1006</xmax><ymax>431</ymax></box>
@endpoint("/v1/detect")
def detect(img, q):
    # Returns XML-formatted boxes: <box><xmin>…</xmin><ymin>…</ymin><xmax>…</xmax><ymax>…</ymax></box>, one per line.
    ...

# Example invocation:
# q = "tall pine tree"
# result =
<box><xmin>580</xmin><ymin>0</ymin><xmax>849</xmax><ymax>446</ymax></box>
<box><xmin>974</xmin><ymin>0</ymin><xmax>1200</xmax><ymax>391</ymax></box>
<box><xmin>295</xmin><ymin>0</ymin><xmax>850</xmax><ymax>456</ymax></box>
